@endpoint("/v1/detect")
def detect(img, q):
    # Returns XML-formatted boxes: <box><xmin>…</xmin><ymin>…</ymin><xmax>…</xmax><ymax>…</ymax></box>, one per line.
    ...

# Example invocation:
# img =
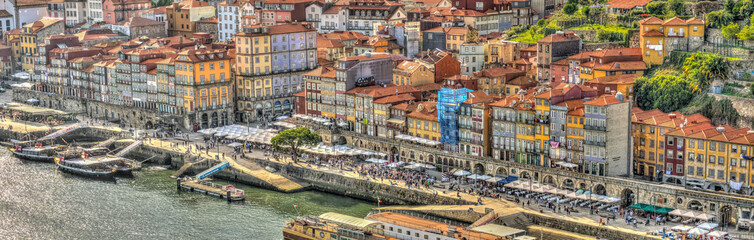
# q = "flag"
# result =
<box><xmin>294</xmin><ymin>205</ymin><xmax>298</xmax><ymax>208</ymax></box>
<box><xmin>378</xmin><ymin>199</ymin><xmax>382</xmax><ymax>203</ymax></box>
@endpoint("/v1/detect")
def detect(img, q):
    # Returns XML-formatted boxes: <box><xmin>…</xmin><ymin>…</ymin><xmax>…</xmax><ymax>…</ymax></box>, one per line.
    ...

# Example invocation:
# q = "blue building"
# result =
<box><xmin>438</xmin><ymin>87</ymin><xmax>472</xmax><ymax>152</ymax></box>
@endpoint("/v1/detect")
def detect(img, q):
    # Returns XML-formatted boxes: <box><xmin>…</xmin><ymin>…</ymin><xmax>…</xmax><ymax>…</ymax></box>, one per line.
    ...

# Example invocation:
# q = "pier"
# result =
<box><xmin>177</xmin><ymin>178</ymin><xmax>245</xmax><ymax>202</ymax></box>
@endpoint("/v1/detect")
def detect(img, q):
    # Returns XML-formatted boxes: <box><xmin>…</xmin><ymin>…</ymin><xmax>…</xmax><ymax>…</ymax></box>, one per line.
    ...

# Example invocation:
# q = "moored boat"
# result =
<box><xmin>55</xmin><ymin>157</ymin><xmax>117</xmax><ymax>179</ymax></box>
<box><xmin>8</xmin><ymin>145</ymin><xmax>61</xmax><ymax>162</ymax></box>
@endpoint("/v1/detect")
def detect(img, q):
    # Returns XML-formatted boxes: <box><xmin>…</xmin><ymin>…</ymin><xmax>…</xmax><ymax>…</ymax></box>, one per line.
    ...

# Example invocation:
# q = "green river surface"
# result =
<box><xmin>0</xmin><ymin>150</ymin><xmax>375</xmax><ymax>239</ymax></box>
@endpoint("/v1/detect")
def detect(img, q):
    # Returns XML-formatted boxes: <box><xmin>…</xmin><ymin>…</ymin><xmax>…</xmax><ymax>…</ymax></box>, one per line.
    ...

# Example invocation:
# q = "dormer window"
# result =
<box><xmin>198</xmin><ymin>55</ymin><xmax>205</xmax><ymax>60</ymax></box>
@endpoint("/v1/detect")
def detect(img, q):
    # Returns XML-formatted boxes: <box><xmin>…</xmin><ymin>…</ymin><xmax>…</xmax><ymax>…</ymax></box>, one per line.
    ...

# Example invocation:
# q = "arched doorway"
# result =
<box><xmin>473</xmin><ymin>163</ymin><xmax>485</xmax><ymax>174</ymax></box>
<box><xmin>720</xmin><ymin>205</ymin><xmax>733</xmax><ymax>227</ymax></box>
<box><xmin>579</xmin><ymin>183</ymin><xmax>587</xmax><ymax>190</ymax></box>
<box><xmin>211</xmin><ymin>112</ymin><xmax>218</xmax><ymax>128</ymax></box>
<box><xmin>145</xmin><ymin>121</ymin><xmax>153</xmax><ymax>129</ymax></box>
<box><xmin>542</xmin><ymin>175</ymin><xmax>555</xmax><ymax>186</ymax></box>
<box><xmin>562</xmin><ymin>179</ymin><xmax>575</xmax><ymax>190</ymax></box>
<box><xmin>496</xmin><ymin>167</ymin><xmax>507</xmax><ymax>177</ymax></box>
<box><xmin>201</xmin><ymin>113</ymin><xmax>209</xmax><ymax>129</ymax></box>
<box><xmin>221</xmin><ymin>112</ymin><xmax>228</xmax><ymax>126</ymax></box>
<box><xmin>621</xmin><ymin>189</ymin><xmax>635</xmax><ymax>207</ymax></box>
<box><xmin>428</xmin><ymin>155</ymin><xmax>434</xmax><ymax>163</ymax></box>
<box><xmin>520</xmin><ymin>171</ymin><xmax>530</xmax><ymax>179</ymax></box>
<box><xmin>390</xmin><ymin>147</ymin><xmax>399</xmax><ymax>162</ymax></box>
<box><xmin>687</xmin><ymin>200</ymin><xmax>703</xmax><ymax>211</ymax></box>
<box><xmin>593</xmin><ymin>184</ymin><xmax>606</xmax><ymax>196</ymax></box>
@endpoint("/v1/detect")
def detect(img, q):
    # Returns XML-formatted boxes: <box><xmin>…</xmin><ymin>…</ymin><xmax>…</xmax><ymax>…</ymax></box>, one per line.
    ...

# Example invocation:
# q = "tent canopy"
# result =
<box><xmin>629</xmin><ymin>203</ymin><xmax>674</xmax><ymax>214</ymax></box>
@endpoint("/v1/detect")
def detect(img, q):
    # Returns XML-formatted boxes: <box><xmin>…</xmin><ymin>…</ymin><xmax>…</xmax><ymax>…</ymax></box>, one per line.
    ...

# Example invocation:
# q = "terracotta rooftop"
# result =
<box><xmin>584</xmin><ymin>94</ymin><xmax>625</xmax><ymax>106</ymax></box>
<box><xmin>474</xmin><ymin>66</ymin><xmax>523</xmax><ymax>78</ymax></box>
<box><xmin>373</xmin><ymin>93</ymin><xmax>416</xmax><ymax>104</ymax></box>
<box><xmin>606</xmin><ymin>0</ymin><xmax>651</xmax><ymax>9</ymax></box>
<box><xmin>642</xmin><ymin>30</ymin><xmax>665</xmax><ymax>37</ymax></box>
<box><xmin>639</xmin><ymin>16</ymin><xmax>664</xmax><ymax>25</ymax></box>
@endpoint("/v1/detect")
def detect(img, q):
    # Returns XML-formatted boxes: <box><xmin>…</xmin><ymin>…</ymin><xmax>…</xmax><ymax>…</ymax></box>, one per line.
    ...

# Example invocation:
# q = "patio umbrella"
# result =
<box><xmin>695</xmin><ymin>213</ymin><xmax>715</xmax><ymax>221</ymax></box>
<box><xmin>670</xmin><ymin>225</ymin><xmax>693</xmax><ymax>233</ymax></box>
<box><xmin>707</xmin><ymin>231</ymin><xmax>727</xmax><ymax>238</ymax></box>
<box><xmin>687</xmin><ymin>228</ymin><xmax>708</xmax><ymax>236</ymax></box>
<box><xmin>697</xmin><ymin>222</ymin><xmax>718</xmax><ymax>231</ymax></box>
<box><xmin>228</xmin><ymin>142</ymin><xmax>243</xmax><ymax>147</ymax></box>
<box><xmin>453</xmin><ymin>170</ymin><xmax>471</xmax><ymax>176</ymax></box>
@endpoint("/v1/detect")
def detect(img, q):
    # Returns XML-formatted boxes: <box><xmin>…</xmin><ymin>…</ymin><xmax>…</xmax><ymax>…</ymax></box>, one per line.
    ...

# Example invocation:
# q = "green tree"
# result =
<box><xmin>635</xmin><ymin>75</ymin><xmax>695</xmax><ymax>112</ymax></box>
<box><xmin>647</xmin><ymin>1</ymin><xmax>666</xmax><ymax>15</ymax></box>
<box><xmin>270</xmin><ymin>127</ymin><xmax>321</xmax><ymax>162</ymax></box>
<box><xmin>567</xmin><ymin>0</ymin><xmax>578</xmax><ymax>5</ymax></box>
<box><xmin>723</xmin><ymin>23</ymin><xmax>741</xmax><ymax>39</ymax></box>
<box><xmin>741</xmin><ymin>0</ymin><xmax>754</xmax><ymax>18</ymax></box>
<box><xmin>563</xmin><ymin>3</ymin><xmax>578</xmax><ymax>15</ymax></box>
<box><xmin>683</xmin><ymin>53</ymin><xmax>729</xmax><ymax>93</ymax></box>
<box><xmin>726</xmin><ymin>0</ymin><xmax>737</xmax><ymax>13</ymax></box>
<box><xmin>666</xmin><ymin>0</ymin><xmax>685</xmax><ymax>16</ymax></box>
<box><xmin>738</xmin><ymin>25</ymin><xmax>754</xmax><ymax>40</ymax></box>
<box><xmin>154</xmin><ymin>0</ymin><xmax>172</xmax><ymax>7</ymax></box>
<box><xmin>706</xmin><ymin>10</ymin><xmax>735</xmax><ymax>28</ymax></box>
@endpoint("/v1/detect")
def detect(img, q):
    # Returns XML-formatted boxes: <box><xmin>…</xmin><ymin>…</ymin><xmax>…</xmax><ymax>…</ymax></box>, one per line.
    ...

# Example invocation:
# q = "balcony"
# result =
<box><xmin>471</xmin><ymin>128</ymin><xmax>484</xmax><ymax>134</ymax></box>
<box><xmin>585</xmin><ymin>140</ymin><xmax>605</xmax><ymax>147</ymax></box>
<box><xmin>320</xmin><ymin>25</ymin><xmax>338</xmax><ymax>30</ymax></box>
<box><xmin>584</xmin><ymin>125</ymin><xmax>606</xmax><ymax>131</ymax></box>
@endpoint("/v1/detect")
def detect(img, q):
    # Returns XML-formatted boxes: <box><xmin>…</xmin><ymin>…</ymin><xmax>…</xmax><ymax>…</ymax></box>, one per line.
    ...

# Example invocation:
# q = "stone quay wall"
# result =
<box><xmin>249</xmin><ymin>156</ymin><xmax>472</xmax><ymax>206</ymax></box>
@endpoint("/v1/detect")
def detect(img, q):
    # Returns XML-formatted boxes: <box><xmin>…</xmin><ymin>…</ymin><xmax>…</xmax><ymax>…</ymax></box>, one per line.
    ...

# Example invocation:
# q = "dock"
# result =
<box><xmin>177</xmin><ymin>178</ymin><xmax>245</xmax><ymax>202</ymax></box>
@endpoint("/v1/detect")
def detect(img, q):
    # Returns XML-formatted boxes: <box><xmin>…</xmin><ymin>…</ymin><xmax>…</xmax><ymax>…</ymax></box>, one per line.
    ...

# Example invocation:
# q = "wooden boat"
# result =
<box><xmin>57</xmin><ymin>147</ymin><xmax>111</xmax><ymax>160</ymax></box>
<box><xmin>8</xmin><ymin>145</ymin><xmax>60</xmax><ymax>162</ymax></box>
<box><xmin>54</xmin><ymin>156</ymin><xmax>126</xmax><ymax>179</ymax></box>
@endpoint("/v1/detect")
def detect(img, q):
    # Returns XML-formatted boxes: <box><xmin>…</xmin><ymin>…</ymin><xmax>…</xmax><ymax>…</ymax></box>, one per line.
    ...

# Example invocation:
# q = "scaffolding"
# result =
<box><xmin>437</xmin><ymin>88</ymin><xmax>472</xmax><ymax>153</ymax></box>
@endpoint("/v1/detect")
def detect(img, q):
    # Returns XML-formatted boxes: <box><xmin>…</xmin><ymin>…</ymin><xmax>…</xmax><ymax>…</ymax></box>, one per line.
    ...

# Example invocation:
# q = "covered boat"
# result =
<box><xmin>54</xmin><ymin>156</ymin><xmax>133</xmax><ymax>179</ymax></box>
<box><xmin>8</xmin><ymin>144</ymin><xmax>63</xmax><ymax>162</ymax></box>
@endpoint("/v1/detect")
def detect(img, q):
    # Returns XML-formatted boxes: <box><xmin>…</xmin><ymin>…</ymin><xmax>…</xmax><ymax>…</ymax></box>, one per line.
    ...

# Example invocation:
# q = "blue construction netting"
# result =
<box><xmin>437</xmin><ymin>88</ymin><xmax>472</xmax><ymax>152</ymax></box>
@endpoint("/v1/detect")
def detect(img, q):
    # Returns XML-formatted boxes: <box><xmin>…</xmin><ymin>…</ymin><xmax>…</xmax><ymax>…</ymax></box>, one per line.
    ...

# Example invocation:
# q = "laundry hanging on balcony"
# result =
<box><xmin>740</xmin><ymin>153</ymin><xmax>754</xmax><ymax>161</ymax></box>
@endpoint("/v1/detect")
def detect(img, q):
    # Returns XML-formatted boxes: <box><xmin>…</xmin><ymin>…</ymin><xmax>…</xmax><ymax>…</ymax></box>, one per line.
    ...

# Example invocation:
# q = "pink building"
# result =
<box><xmin>103</xmin><ymin>0</ymin><xmax>152</xmax><ymax>24</ymax></box>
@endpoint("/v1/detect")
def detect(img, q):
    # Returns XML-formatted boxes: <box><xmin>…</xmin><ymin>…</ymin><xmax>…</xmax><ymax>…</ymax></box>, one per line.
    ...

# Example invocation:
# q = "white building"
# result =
<box><xmin>217</xmin><ymin>0</ymin><xmax>240</xmax><ymax>42</ymax></box>
<box><xmin>320</xmin><ymin>6</ymin><xmax>347</xmax><ymax>33</ymax></box>
<box><xmin>459</xmin><ymin>42</ymin><xmax>484</xmax><ymax>76</ymax></box>
<box><xmin>0</xmin><ymin>0</ymin><xmax>48</xmax><ymax>28</ymax></box>
<box><xmin>65</xmin><ymin>0</ymin><xmax>88</xmax><ymax>27</ymax></box>
<box><xmin>238</xmin><ymin>1</ymin><xmax>257</xmax><ymax>29</ymax></box>
<box><xmin>87</xmin><ymin>0</ymin><xmax>104</xmax><ymax>22</ymax></box>
<box><xmin>305</xmin><ymin>1</ymin><xmax>322</xmax><ymax>31</ymax></box>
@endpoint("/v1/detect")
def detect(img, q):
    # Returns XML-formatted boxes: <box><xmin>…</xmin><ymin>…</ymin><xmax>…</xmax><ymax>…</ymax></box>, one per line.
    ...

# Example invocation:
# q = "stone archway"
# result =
<box><xmin>520</xmin><ymin>171</ymin><xmax>530</xmax><ymax>179</ymax></box>
<box><xmin>428</xmin><ymin>155</ymin><xmax>434</xmax><ymax>163</ymax></box>
<box><xmin>562</xmin><ymin>179</ymin><xmax>575</xmax><ymax>190</ymax></box>
<box><xmin>579</xmin><ymin>183</ymin><xmax>587</xmax><ymax>190</ymax></box>
<box><xmin>687</xmin><ymin>200</ymin><xmax>704</xmax><ymax>211</ymax></box>
<box><xmin>593</xmin><ymin>184</ymin><xmax>606</xmax><ymax>195</ymax></box>
<box><xmin>473</xmin><ymin>163</ymin><xmax>485</xmax><ymax>174</ymax></box>
<box><xmin>720</xmin><ymin>205</ymin><xmax>733</xmax><ymax>227</ymax></box>
<box><xmin>542</xmin><ymin>175</ymin><xmax>555</xmax><ymax>186</ymax></box>
<box><xmin>145</xmin><ymin>121</ymin><xmax>154</xmax><ymax>129</ymax></box>
<box><xmin>211</xmin><ymin>112</ymin><xmax>219</xmax><ymax>128</ymax></box>
<box><xmin>496</xmin><ymin>167</ymin><xmax>507</xmax><ymax>177</ymax></box>
<box><xmin>221</xmin><ymin>112</ymin><xmax>228</xmax><ymax>126</ymax></box>
<box><xmin>621</xmin><ymin>188</ymin><xmax>635</xmax><ymax>207</ymax></box>
<box><xmin>201</xmin><ymin>113</ymin><xmax>209</xmax><ymax>129</ymax></box>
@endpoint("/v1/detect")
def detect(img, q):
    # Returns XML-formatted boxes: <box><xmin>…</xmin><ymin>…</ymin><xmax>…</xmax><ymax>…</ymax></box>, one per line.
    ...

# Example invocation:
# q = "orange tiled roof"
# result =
<box><xmin>642</xmin><ymin>30</ymin><xmax>665</xmax><ymax>37</ymax></box>
<box><xmin>663</xmin><ymin>17</ymin><xmax>687</xmax><ymax>26</ymax></box>
<box><xmin>606</xmin><ymin>0</ymin><xmax>651</xmax><ymax>9</ymax></box>
<box><xmin>639</xmin><ymin>16</ymin><xmax>664</xmax><ymax>25</ymax></box>
<box><xmin>584</xmin><ymin>94</ymin><xmax>624</xmax><ymax>106</ymax></box>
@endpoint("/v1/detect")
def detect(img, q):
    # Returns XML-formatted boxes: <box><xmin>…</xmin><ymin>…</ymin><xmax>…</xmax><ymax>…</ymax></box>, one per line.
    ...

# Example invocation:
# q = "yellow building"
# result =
<box><xmin>584</xmin><ymin>74</ymin><xmax>639</xmax><ymax>100</ymax></box>
<box><xmin>175</xmin><ymin>47</ymin><xmax>233</xmax><ymax>129</ymax></box>
<box><xmin>19</xmin><ymin>18</ymin><xmax>63</xmax><ymax>72</ymax></box>
<box><xmin>564</xmin><ymin>101</ymin><xmax>585</xmax><ymax>169</ymax></box>
<box><xmin>425</xmin><ymin>27</ymin><xmax>467</xmax><ymax>52</ymax></box>
<box><xmin>667</xmin><ymin>124</ymin><xmax>754</xmax><ymax>193</ymax></box>
<box><xmin>533</xmin><ymin>91</ymin><xmax>552</xmax><ymax>167</ymax></box>
<box><xmin>639</xmin><ymin>17</ymin><xmax>704</xmax><ymax>67</ymax></box>
<box><xmin>511</xmin><ymin>92</ymin><xmax>537</xmax><ymax>165</ymax></box>
<box><xmin>353</xmin><ymin>36</ymin><xmax>402</xmax><ymax>55</ymax></box>
<box><xmin>632</xmin><ymin>109</ymin><xmax>711</xmax><ymax>180</ymax></box>
<box><xmin>406</xmin><ymin>101</ymin><xmax>441</xmax><ymax>141</ymax></box>
<box><xmin>485</xmin><ymin>37</ymin><xmax>519</xmax><ymax>65</ymax></box>
<box><xmin>578</xmin><ymin>48</ymin><xmax>646</xmax><ymax>82</ymax></box>
<box><xmin>474</xmin><ymin>66</ymin><xmax>525</xmax><ymax>96</ymax></box>
<box><xmin>393</xmin><ymin>61</ymin><xmax>434</xmax><ymax>86</ymax></box>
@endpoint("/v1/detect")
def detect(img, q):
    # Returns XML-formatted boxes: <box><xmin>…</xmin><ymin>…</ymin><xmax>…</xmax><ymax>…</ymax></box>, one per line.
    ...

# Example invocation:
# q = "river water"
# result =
<box><xmin>0</xmin><ymin>150</ymin><xmax>375</xmax><ymax>239</ymax></box>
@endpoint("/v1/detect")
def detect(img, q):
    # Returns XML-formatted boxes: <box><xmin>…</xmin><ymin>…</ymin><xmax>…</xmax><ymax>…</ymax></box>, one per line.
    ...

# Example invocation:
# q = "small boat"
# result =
<box><xmin>55</xmin><ymin>157</ymin><xmax>117</xmax><ymax>179</ymax></box>
<box><xmin>8</xmin><ymin>145</ymin><xmax>61</xmax><ymax>163</ymax></box>
<box><xmin>57</xmin><ymin>147</ymin><xmax>111</xmax><ymax>160</ymax></box>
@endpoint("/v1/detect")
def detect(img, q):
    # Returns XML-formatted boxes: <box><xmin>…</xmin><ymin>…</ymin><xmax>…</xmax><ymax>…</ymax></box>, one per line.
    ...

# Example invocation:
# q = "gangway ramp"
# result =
<box><xmin>115</xmin><ymin>140</ymin><xmax>142</xmax><ymax>157</ymax></box>
<box><xmin>37</xmin><ymin>123</ymin><xmax>87</xmax><ymax>141</ymax></box>
<box><xmin>196</xmin><ymin>161</ymin><xmax>230</xmax><ymax>180</ymax></box>
<box><xmin>93</xmin><ymin>137</ymin><xmax>116</xmax><ymax>148</ymax></box>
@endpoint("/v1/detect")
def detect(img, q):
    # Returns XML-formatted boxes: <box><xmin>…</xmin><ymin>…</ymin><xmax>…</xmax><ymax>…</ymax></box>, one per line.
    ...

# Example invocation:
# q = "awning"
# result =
<box><xmin>387</xmin><ymin>118</ymin><xmax>404</xmax><ymax>125</ymax></box>
<box><xmin>318</xmin><ymin>212</ymin><xmax>378</xmax><ymax>230</ymax></box>
<box><xmin>629</xmin><ymin>203</ymin><xmax>674</xmax><ymax>214</ymax></box>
